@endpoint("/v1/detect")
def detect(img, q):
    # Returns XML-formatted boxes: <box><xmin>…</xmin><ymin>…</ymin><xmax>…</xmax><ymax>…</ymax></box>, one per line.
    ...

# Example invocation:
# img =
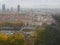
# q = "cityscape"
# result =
<box><xmin>0</xmin><ymin>0</ymin><xmax>60</xmax><ymax>45</ymax></box>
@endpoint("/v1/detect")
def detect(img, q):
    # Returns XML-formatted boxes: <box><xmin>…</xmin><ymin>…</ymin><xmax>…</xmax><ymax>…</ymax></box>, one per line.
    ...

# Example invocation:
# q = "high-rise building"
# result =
<box><xmin>2</xmin><ymin>4</ymin><xmax>6</xmax><ymax>11</ymax></box>
<box><xmin>17</xmin><ymin>5</ymin><xmax>20</xmax><ymax>12</ymax></box>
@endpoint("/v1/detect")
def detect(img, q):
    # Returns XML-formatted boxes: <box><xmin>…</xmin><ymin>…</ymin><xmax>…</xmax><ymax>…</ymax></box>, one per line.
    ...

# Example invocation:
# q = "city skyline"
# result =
<box><xmin>1</xmin><ymin>4</ymin><xmax>20</xmax><ymax>12</ymax></box>
<box><xmin>0</xmin><ymin>0</ymin><xmax>60</xmax><ymax>8</ymax></box>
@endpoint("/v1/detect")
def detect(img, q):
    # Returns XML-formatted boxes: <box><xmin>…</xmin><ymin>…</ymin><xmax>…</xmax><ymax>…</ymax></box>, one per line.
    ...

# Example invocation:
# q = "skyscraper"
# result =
<box><xmin>2</xmin><ymin>4</ymin><xmax>6</xmax><ymax>11</ymax></box>
<box><xmin>17</xmin><ymin>5</ymin><xmax>20</xmax><ymax>12</ymax></box>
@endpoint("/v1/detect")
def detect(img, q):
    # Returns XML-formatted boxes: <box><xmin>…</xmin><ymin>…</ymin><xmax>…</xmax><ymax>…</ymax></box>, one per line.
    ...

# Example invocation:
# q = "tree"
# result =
<box><xmin>34</xmin><ymin>25</ymin><xmax>60</xmax><ymax>45</ymax></box>
<box><xmin>0</xmin><ymin>33</ymin><xmax>28</xmax><ymax>45</ymax></box>
<box><xmin>52</xmin><ymin>14</ymin><xmax>60</xmax><ymax>30</ymax></box>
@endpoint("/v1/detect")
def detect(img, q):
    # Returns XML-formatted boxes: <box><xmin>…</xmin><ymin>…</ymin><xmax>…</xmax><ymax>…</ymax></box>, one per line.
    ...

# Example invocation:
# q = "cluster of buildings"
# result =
<box><xmin>0</xmin><ymin>4</ymin><xmax>55</xmax><ymax>25</ymax></box>
<box><xmin>0</xmin><ymin>12</ymin><xmax>55</xmax><ymax>26</ymax></box>
<box><xmin>0</xmin><ymin>4</ymin><xmax>55</xmax><ymax>26</ymax></box>
<box><xmin>0</xmin><ymin>4</ymin><xmax>56</xmax><ymax>35</ymax></box>
<box><xmin>1</xmin><ymin>4</ymin><xmax>20</xmax><ymax>12</ymax></box>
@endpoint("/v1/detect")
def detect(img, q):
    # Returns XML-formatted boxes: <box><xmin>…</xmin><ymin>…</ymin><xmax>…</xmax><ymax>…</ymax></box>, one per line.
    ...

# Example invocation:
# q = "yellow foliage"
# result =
<box><xmin>0</xmin><ymin>33</ymin><xmax>8</xmax><ymax>41</ymax></box>
<box><xmin>0</xmin><ymin>33</ymin><xmax>28</xmax><ymax>45</ymax></box>
<box><xmin>0</xmin><ymin>22</ymin><xmax>24</xmax><ymax>26</ymax></box>
<box><xmin>14</xmin><ymin>33</ymin><xmax>25</xmax><ymax>39</ymax></box>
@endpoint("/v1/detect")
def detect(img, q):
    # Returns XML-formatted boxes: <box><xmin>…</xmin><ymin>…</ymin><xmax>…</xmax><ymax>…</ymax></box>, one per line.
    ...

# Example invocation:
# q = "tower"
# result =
<box><xmin>17</xmin><ymin>5</ymin><xmax>20</xmax><ymax>12</ymax></box>
<box><xmin>2</xmin><ymin>4</ymin><xmax>5</xmax><ymax>11</ymax></box>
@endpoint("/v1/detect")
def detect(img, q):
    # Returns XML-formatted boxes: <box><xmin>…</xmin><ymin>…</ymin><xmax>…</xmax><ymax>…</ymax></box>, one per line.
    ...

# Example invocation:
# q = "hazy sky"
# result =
<box><xmin>0</xmin><ymin>0</ymin><xmax>60</xmax><ymax>8</ymax></box>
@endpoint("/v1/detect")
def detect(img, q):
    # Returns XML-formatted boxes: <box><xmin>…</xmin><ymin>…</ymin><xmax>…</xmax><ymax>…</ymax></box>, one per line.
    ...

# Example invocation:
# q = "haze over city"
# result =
<box><xmin>0</xmin><ymin>0</ymin><xmax>60</xmax><ymax>8</ymax></box>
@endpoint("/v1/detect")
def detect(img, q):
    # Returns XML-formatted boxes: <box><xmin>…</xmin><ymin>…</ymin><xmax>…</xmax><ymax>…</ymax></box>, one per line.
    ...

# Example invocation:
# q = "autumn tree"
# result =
<box><xmin>0</xmin><ymin>33</ymin><xmax>28</xmax><ymax>45</ymax></box>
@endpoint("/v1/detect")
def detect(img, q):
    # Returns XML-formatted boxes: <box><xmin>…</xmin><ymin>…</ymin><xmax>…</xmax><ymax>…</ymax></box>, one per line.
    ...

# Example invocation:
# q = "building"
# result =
<box><xmin>17</xmin><ymin>5</ymin><xmax>20</xmax><ymax>12</ymax></box>
<box><xmin>2</xmin><ymin>4</ymin><xmax>6</xmax><ymax>11</ymax></box>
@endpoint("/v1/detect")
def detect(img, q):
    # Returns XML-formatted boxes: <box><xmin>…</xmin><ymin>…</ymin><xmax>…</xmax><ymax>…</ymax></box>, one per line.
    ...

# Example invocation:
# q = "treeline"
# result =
<box><xmin>0</xmin><ymin>22</ymin><xmax>24</xmax><ymax>30</ymax></box>
<box><xmin>0</xmin><ymin>22</ymin><xmax>24</xmax><ymax>26</ymax></box>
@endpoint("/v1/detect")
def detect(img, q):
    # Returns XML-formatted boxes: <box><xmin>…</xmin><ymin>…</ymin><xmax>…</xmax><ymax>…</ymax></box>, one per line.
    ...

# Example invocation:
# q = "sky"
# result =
<box><xmin>0</xmin><ymin>0</ymin><xmax>60</xmax><ymax>8</ymax></box>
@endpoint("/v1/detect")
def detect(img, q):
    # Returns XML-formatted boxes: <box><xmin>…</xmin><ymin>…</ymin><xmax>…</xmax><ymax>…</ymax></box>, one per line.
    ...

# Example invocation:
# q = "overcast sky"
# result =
<box><xmin>0</xmin><ymin>0</ymin><xmax>60</xmax><ymax>8</ymax></box>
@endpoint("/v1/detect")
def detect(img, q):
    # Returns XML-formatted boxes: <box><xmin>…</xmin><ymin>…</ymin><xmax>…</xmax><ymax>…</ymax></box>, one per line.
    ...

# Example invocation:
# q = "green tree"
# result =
<box><xmin>52</xmin><ymin>14</ymin><xmax>60</xmax><ymax>30</ymax></box>
<box><xmin>34</xmin><ymin>25</ymin><xmax>60</xmax><ymax>45</ymax></box>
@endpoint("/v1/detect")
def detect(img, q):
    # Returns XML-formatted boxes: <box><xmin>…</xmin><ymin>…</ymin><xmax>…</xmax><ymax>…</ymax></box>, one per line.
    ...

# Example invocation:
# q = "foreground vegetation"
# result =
<box><xmin>0</xmin><ymin>33</ymin><xmax>28</xmax><ymax>45</ymax></box>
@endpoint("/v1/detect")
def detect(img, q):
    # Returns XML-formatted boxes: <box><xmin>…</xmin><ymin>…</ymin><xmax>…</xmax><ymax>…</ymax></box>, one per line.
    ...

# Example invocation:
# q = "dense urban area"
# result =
<box><xmin>0</xmin><ymin>4</ymin><xmax>60</xmax><ymax>45</ymax></box>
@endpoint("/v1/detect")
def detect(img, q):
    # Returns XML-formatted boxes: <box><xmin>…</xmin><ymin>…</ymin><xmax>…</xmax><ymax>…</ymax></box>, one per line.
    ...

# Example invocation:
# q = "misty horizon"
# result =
<box><xmin>0</xmin><ymin>0</ymin><xmax>60</xmax><ymax>9</ymax></box>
